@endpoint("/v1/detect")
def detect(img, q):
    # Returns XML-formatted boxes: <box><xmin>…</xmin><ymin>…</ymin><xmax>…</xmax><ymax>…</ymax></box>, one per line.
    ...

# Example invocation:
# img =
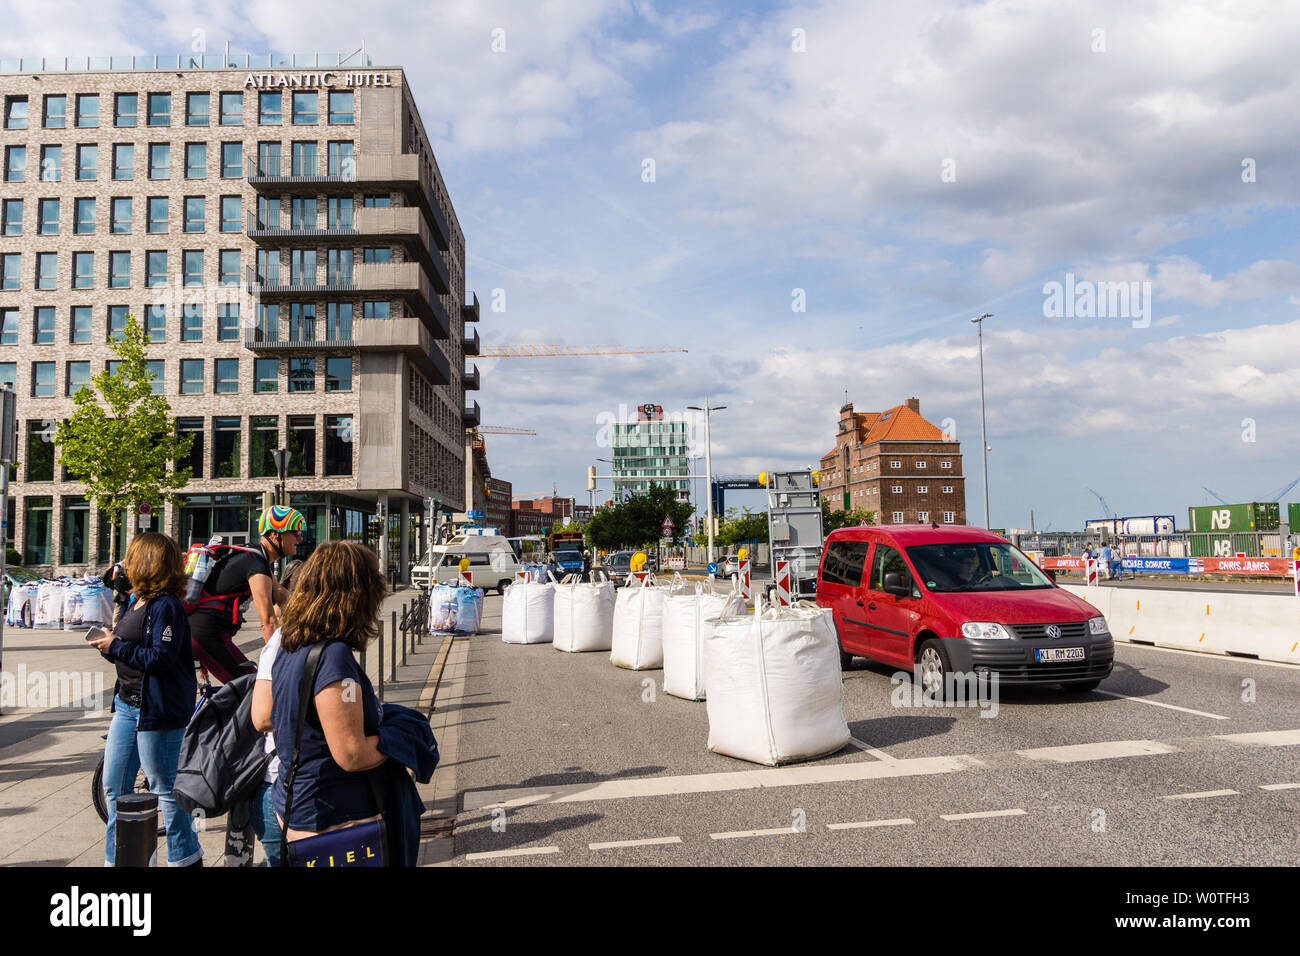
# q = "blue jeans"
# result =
<box><xmin>249</xmin><ymin>779</ymin><xmax>282</xmax><ymax>867</ymax></box>
<box><xmin>103</xmin><ymin>696</ymin><xmax>202</xmax><ymax>866</ymax></box>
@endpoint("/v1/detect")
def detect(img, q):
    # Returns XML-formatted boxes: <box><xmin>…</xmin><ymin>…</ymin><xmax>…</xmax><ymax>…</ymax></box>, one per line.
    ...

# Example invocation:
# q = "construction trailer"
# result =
<box><xmin>766</xmin><ymin>469</ymin><xmax>825</xmax><ymax>601</ymax></box>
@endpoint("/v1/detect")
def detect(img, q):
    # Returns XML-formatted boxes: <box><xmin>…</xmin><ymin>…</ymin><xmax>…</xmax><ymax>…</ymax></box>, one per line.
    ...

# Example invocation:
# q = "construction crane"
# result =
<box><xmin>480</xmin><ymin>345</ymin><xmax>688</xmax><ymax>357</ymax></box>
<box><xmin>1263</xmin><ymin>477</ymin><xmax>1300</xmax><ymax>501</ymax></box>
<box><xmin>476</xmin><ymin>425</ymin><xmax>537</xmax><ymax>436</ymax></box>
<box><xmin>1202</xmin><ymin>486</ymin><xmax>1230</xmax><ymax>506</ymax></box>
<box><xmin>1086</xmin><ymin>488</ymin><xmax>1112</xmax><ymax>520</ymax></box>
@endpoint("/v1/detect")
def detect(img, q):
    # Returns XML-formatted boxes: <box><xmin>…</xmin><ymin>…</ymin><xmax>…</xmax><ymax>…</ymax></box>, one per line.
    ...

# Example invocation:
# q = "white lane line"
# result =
<box><xmin>826</xmin><ymin>818</ymin><xmax>914</xmax><ymax>830</ymax></box>
<box><xmin>710</xmin><ymin>827</ymin><xmax>802</xmax><ymax>840</ymax></box>
<box><xmin>1094</xmin><ymin>690</ymin><xmax>1229</xmax><ymax>720</ymax></box>
<box><xmin>1259</xmin><ymin>783</ymin><xmax>1300</xmax><ymax>791</ymax></box>
<box><xmin>847</xmin><ymin>737</ymin><xmax>897</xmax><ymax>761</ymax></box>
<box><xmin>1162</xmin><ymin>789</ymin><xmax>1239</xmax><ymax>801</ymax></box>
<box><xmin>464</xmin><ymin>846</ymin><xmax>561</xmax><ymax>861</ymax></box>
<box><xmin>1215</xmin><ymin>729</ymin><xmax>1300</xmax><ymax>747</ymax></box>
<box><xmin>1017</xmin><ymin>740</ymin><xmax>1176</xmax><ymax>763</ymax></box>
<box><xmin>588</xmin><ymin>836</ymin><xmax>682</xmax><ymax>850</ymax></box>
<box><xmin>941</xmin><ymin>808</ymin><xmax>1027</xmax><ymax>821</ymax></box>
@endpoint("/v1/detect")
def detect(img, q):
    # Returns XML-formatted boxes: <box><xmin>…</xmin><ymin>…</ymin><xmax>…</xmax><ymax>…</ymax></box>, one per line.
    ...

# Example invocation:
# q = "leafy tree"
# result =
<box><xmin>715</xmin><ymin>507</ymin><xmax>769</xmax><ymax>548</ymax></box>
<box><xmin>584</xmin><ymin>484</ymin><xmax>694</xmax><ymax>550</ymax></box>
<box><xmin>822</xmin><ymin>500</ymin><xmax>875</xmax><ymax>533</ymax></box>
<box><xmin>54</xmin><ymin>315</ymin><xmax>193</xmax><ymax>561</ymax></box>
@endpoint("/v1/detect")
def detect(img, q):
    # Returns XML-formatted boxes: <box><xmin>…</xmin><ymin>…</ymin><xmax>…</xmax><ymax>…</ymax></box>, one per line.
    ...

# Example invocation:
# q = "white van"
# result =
<box><xmin>411</xmin><ymin>536</ymin><xmax>522</xmax><ymax>593</ymax></box>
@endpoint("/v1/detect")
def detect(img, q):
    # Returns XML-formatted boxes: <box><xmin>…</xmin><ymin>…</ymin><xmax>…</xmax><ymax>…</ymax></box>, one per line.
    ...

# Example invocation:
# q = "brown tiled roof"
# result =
<box><xmin>859</xmin><ymin>404</ymin><xmax>946</xmax><ymax>442</ymax></box>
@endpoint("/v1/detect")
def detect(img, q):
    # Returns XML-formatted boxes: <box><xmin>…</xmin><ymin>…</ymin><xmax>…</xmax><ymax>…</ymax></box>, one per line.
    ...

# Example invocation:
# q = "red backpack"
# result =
<box><xmin>182</xmin><ymin>544</ymin><xmax>265</xmax><ymax>628</ymax></box>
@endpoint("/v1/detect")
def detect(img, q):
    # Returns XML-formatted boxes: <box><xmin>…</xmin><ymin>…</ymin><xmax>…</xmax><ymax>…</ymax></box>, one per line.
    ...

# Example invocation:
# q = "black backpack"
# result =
<box><xmin>174</xmin><ymin>674</ymin><xmax>272</xmax><ymax>817</ymax></box>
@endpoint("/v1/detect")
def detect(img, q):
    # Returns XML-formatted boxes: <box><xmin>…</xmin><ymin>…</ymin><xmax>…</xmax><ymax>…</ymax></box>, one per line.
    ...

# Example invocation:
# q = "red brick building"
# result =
<box><xmin>511</xmin><ymin>495</ymin><xmax>575</xmax><ymax>536</ymax></box>
<box><xmin>819</xmin><ymin>398</ymin><xmax>966</xmax><ymax>526</ymax></box>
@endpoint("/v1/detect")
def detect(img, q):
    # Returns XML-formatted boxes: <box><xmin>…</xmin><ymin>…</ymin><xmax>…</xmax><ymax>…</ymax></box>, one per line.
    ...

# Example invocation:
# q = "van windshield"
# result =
<box><xmin>905</xmin><ymin>542</ymin><xmax>1054</xmax><ymax>592</ymax></box>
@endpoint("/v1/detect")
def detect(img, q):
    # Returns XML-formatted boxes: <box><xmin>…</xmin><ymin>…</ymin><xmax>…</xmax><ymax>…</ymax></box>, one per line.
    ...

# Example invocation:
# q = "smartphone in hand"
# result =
<box><xmin>85</xmin><ymin>626</ymin><xmax>108</xmax><ymax>643</ymax></box>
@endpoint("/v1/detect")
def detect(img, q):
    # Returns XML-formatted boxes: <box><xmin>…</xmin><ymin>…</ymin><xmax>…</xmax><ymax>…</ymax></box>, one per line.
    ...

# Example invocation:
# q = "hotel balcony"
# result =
<box><xmin>243</xmin><ymin>315</ymin><xmax>450</xmax><ymax>385</ymax></box>
<box><xmin>462</xmin><ymin>292</ymin><xmax>480</xmax><ymax>323</ymax></box>
<box><xmin>462</xmin><ymin>328</ymin><xmax>480</xmax><ymax>356</ymax></box>
<box><xmin>463</xmin><ymin>364</ymin><xmax>480</xmax><ymax>390</ymax></box>
<box><xmin>463</xmin><ymin>401</ymin><xmax>481</xmax><ymax>429</ymax></box>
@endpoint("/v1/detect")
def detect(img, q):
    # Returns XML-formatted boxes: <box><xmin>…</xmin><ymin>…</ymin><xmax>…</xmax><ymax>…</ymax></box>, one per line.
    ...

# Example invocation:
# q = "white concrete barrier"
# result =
<box><xmin>1065</xmin><ymin>585</ymin><xmax>1300</xmax><ymax>664</ymax></box>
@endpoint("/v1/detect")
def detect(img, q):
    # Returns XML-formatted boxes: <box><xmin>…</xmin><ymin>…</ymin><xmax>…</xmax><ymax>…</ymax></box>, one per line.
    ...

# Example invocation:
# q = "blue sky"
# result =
<box><xmin>8</xmin><ymin>0</ymin><xmax>1298</xmax><ymax>528</ymax></box>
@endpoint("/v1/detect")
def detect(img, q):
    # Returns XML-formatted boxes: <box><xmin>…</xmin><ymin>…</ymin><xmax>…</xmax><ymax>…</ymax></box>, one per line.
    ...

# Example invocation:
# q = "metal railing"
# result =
<box><xmin>362</xmin><ymin>587</ymin><xmax>432</xmax><ymax>704</ymax></box>
<box><xmin>2</xmin><ymin>51</ymin><xmax>374</xmax><ymax>73</ymax></box>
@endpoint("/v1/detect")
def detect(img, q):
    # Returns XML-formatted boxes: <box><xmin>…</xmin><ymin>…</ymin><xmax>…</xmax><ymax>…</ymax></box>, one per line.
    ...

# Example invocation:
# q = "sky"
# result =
<box><xmin>7</xmin><ymin>0</ymin><xmax>1299</xmax><ymax>529</ymax></box>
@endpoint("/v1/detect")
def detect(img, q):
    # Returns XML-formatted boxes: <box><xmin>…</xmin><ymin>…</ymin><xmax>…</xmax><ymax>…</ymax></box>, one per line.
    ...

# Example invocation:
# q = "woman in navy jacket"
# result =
<box><xmin>88</xmin><ymin>532</ymin><xmax>202</xmax><ymax>866</ymax></box>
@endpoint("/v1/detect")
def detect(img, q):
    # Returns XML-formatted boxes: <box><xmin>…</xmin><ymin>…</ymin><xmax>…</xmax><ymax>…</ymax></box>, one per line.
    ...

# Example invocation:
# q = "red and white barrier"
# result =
<box><xmin>1085</xmin><ymin>558</ymin><xmax>1099</xmax><ymax>586</ymax></box>
<box><xmin>631</xmin><ymin>571</ymin><xmax>651</xmax><ymax>587</ymax></box>
<box><xmin>458</xmin><ymin>570</ymin><xmax>474</xmax><ymax>587</ymax></box>
<box><xmin>739</xmin><ymin>559</ymin><xmax>752</xmax><ymax>602</ymax></box>
<box><xmin>1292</xmin><ymin>552</ymin><xmax>1300</xmax><ymax>603</ymax></box>
<box><xmin>515</xmin><ymin>570</ymin><xmax>528</xmax><ymax>583</ymax></box>
<box><xmin>773</xmin><ymin>560</ymin><xmax>791</xmax><ymax>606</ymax></box>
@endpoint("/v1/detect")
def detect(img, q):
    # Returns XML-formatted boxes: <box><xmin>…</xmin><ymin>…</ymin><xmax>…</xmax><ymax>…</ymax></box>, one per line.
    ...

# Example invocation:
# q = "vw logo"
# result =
<box><xmin>1045</xmin><ymin>624</ymin><xmax>1063</xmax><ymax>639</ymax></box>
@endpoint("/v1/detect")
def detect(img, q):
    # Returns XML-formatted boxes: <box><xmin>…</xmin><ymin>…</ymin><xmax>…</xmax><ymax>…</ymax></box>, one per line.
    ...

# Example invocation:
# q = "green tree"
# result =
<box><xmin>54</xmin><ymin>315</ymin><xmax>194</xmax><ymax>560</ymax></box>
<box><xmin>822</xmin><ymin>499</ymin><xmax>875</xmax><ymax>533</ymax></box>
<box><xmin>715</xmin><ymin>507</ymin><xmax>769</xmax><ymax>548</ymax></box>
<box><xmin>583</xmin><ymin>485</ymin><xmax>694</xmax><ymax>550</ymax></box>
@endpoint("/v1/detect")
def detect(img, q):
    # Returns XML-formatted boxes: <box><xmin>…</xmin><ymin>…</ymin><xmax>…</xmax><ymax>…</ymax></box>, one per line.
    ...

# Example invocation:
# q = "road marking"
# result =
<box><xmin>826</xmin><ymin>818</ymin><xmax>914</xmax><ymax>830</ymax></box>
<box><xmin>710</xmin><ymin>827</ymin><xmax>801</xmax><ymax>840</ymax></box>
<box><xmin>940</xmin><ymin>808</ymin><xmax>1027</xmax><ymax>821</ymax></box>
<box><xmin>1259</xmin><ymin>783</ymin><xmax>1300</xmax><ymax>791</ymax></box>
<box><xmin>1094</xmin><ymin>690</ymin><xmax>1229</xmax><ymax>720</ymax></box>
<box><xmin>1017</xmin><ymin>740</ymin><xmax>1175</xmax><ymax>763</ymax></box>
<box><xmin>1215</xmin><ymin>729</ymin><xmax>1300</xmax><ymax>747</ymax></box>
<box><xmin>847</xmin><ymin>737</ymin><xmax>897</xmax><ymax>761</ymax></box>
<box><xmin>588</xmin><ymin>836</ymin><xmax>682</xmax><ymax>850</ymax></box>
<box><xmin>464</xmin><ymin>846</ymin><xmax>561</xmax><ymax>860</ymax></box>
<box><xmin>1162</xmin><ymin>789</ymin><xmax>1238</xmax><ymax>801</ymax></box>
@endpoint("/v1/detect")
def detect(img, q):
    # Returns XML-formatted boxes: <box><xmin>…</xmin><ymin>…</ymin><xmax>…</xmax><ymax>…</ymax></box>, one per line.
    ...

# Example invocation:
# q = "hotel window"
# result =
<box><xmin>890</xmin><ymin>460</ymin><xmax>901</xmax><ymax>469</ymax></box>
<box><xmin>1</xmin><ymin>254</ymin><xmax>17</xmax><ymax>290</ymax></box>
<box><xmin>180</xmin><ymin>359</ymin><xmax>204</xmax><ymax>395</ymax></box>
<box><xmin>66</xmin><ymin>361</ymin><xmax>90</xmax><ymax>397</ymax></box>
<box><xmin>324</xmin><ymin>415</ymin><xmax>352</xmax><ymax>476</ymax></box>
<box><xmin>256</xmin><ymin>196</ymin><xmax>279</xmax><ymax>231</ymax></box>
<box><xmin>77</xmin><ymin>94</ymin><xmax>99</xmax><ymax>128</ymax></box>
<box><xmin>288</xmin><ymin>357</ymin><xmax>315</xmax><ymax>392</ymax></box>
<box><xmin>326</xmin><ymin>357</ymin><xmax>352</xmax><ymax>392</ymax></box>
<box><xmin>76</xmin><ymin>144</ymin><xmax>98</xmax><ymax>180</ymax></box>
<box><xmin>254</xmin><ymin>358</ymin><xmax>278</xmax><ymax>393</ymax></box>
<box><xmin>147</xmin><ymin>92</ymin><xmax>171</xmax><ymax>126</ymax></box>
<box><xmin>145</xmin><ymin>360</ymin><xmax>165</xmax><ymax>395</ymax></box>
<box><xmin>145</xmin><ymin>305</ymin><xmax>165</xmax><ymax>342</ymax></box>
<box><xmin>288</xmin><ymin>416</ymin><xmax>314</xmax><ymax>474</ymax></box>
<box><xmin>108</xmin><ymin>305</ymin><xmax>128</xmax><ymax>341</ymax></box>
<box><xmin>111</xmin><ymin>197</ymin><xmax>132</xmax><ymax>234</ymax></box>
<box><xmin>250</xmin><ymin>416</ymin><xmax>279</xmax><ymax>478</ymax></box>
<box><xmin>186</xmin><ymin>92</ymin><xmax>209</xmax><ymax>126</ymax></box>
<box><xmin>917</xmin><ymin>485</ymin><xmax>927</xmax><ymax>494</ymax></box>
<box><xmin>40</xmin><ymin>144</ymin><xmax>62</xmax><ymax>180</ymax></box>
<box><xmin>916</xmin><ymin>461</ymin><xmax>926</xmax><ymax>469</ymax></box>
<box><xmin>292</xmin><ymin>91</ymin><xmax>318</xmax><ymax>125</ymax></box>
<box><xmin>363</xmin><ymin>301</ymin><xmax>390</xmax><ymax>318</ymax></box>
<box><xmin>183</xmin><ymin>196</ymin><xmax>205</xmax><ymax>233</ymax></box>
<box><xmin>115</xmin><ymin>93</ymin><xmax>138</xmax><ymax>127</ymax></box>
<box><xmin>112</xmin><ymin>143</ymin><xmax>134</xmax><ymax>179</ymax></box>
<box><xmin>326</xmin><ymin>303</ymin><xmax>352</xmax><ymax>341</ymax></box>
<box><xmin>71</xmin><ymin>306</ymin><xmax>92</xmax><ymax>344</ymax></box>
<box><xmin>108</xmin><ymin>251</ymin><xmax>130</xmax><ymax>289</ymax></box>
<box><xmin>74</xmin><ymin>197</ymin><xmax>95</xmax><ymax>234</ymax></box>
<box><xmin>6</xmin><ymin>145</ymin><xmax>27</xmax><ymax>181</ymax></box>
<box><xmin>219</xmin><ymin>195</ymin><xmax>241</xmax><ymax>233</ymax></box>
<box><xmin>918</xmin><ymin>511</ymin><xmax>929</xmax><ymax>524</ymax></box>
<box><xmin>326</xmin><ymin>197</ymin><xmax>352</xmax><ymax>229</ymax></box>
<box><xmin>290</xmin><ymin>197</ymin><xmax>317</xmax><ymax>229</ymax></box>
<box><xmin>214</xmin><ymin>358</ymin><xmax>238</xmax><ymax>394</ymax></box>
<box><xmin>289</xmin><ymin>303</ymin><xmax>315</xmax><ymax>340</ymax></box>
<box><xmin>2</xmin><ymin>199</ymin><xmax>22</xmax><ymax>234</ymax></box>
<box><xmin>326</xmin><ymin>250</ymin><xmax>352</xmax><ymax>284</ymax></box>
<box><xmin>185</xmin><ymin>142</ymin><xmax>207</xmax><ymax>179</ymax></box>
<box><xmin>38</xmin><ymin>198</ymin><xmax>60</xmax><ymax>234</ymax></box>
<box><xmin>34</xmin><ymin>307</ymin><xmax>55</xmax><ymax>344</ymax></box>
<box><xmin>221</xmin><ymin>142</ymin><xmax>242</xmax><ymax>177</ymax></box>
<box><xmin>43</xmin><ymin>94</ymin><xmax>67</xmax><ymax>128</ymax></box>
<box><xmin>35</xmin><ymin>253</ymin><xmax>58</xmax><ymax>290</ymax></box>
<box><xmin>290</xmin><ymin>250</ymin><xmax>316</xmax><ymax>286</ymax></box>
<box><xmin>147</xmin><ymin>196</ymin><xmax>169</xmax><ymax>233</ymax></box>
<box><xmin>328</xmin><ymin>91</ymin><xmax>354</xmax><ymax>124</ymax></box>
<box><xmin>258</xmin><ymin>91</ymin><xmax>282</xmax><ymax>125</ymax></box>
<box><xmin>363</xmin><ymin>247</ymin><xmax>390</xmax><ymax>263</ymax></box>
<box><xmin>177</xmin><ymin>418</ymin><xmax>203</xmax><ymax>478</ymax></box>
<box><xmin>256</xmin><ymin>141</ymin><xmax>281</xmax><ymax>176</ymax></box>
<box><xmin>147</xmin><ymin>246</ymin><xmax>168</xmax><ymax>283</ymax></box>
<box><xmin>891</xmin><ymin>485</ymin><xmax>902</xmax><ymax>494</ymax></box>
<box><xmin>0</xmin><ymin>311</ymin><xmax>15</xmax><ymax>345</ymax></box>
<box><xmin>212</xmin><ymin>417</ymin><xmax>241</xmax><ymax>478</ymax></box>
<box><xmin>256</xmin><ymin>249</ymin><xmax>279</xmax><ymax>284</ymax></box>
<box><xmin>218</xmin><ymin>305</ymin><xmax>240</xmax><ymax>341</ymax></box>
<box><xmin>183</xmin><ymin>250</ymin><xmax>204</xmax><ymax>286</ymax></box>
<box><xmin>892</xmin><ymin>512</ymin><xmax>904</xmax><ymax>524</ymax></box>
<box><xmin>148</xmin><ymin>143</ymin><xmax>170</xmax><ymax>179</ymax></box>
<box><xmin>363</xmin><ymin>194</ymin><xmax>390</xmax><ymax>208</ymax></box>
<box><xmin>219</xmin><ymin>92</ymin><xmax>243</xmax><ymax>126</ymax></box>
<box><xmin>291</xmin><ymin>141</ymin><xmax>317</xmax><ymax>176</ymax></box>
<box><xmin>943</xmin><ymin>511</ymin><xmax>955</xmax><ymax>523</ymax></box>
<box><xmin>24</xmin><ymin>496</ymin><xmax>53</xmax><ymax>563</ymax></box>
<box><xmin>181</xmin><ymin>304</ymin><xmax>203</xmax><ymax>342</ymax></box>
<box><xmin>72</xmin><ymin>252</ymin><xmax>94</xmax><ymax>290</ymax></box>
<box><xmin>940</xmin><ymin>460</ymin><xmax>952</xmax><ymax>469</ymax></box>
<box><xmin>942</xmin><ymin>485</ymin><xmax>953</xmax><ymax>494</ymax></box>
<box><xmin>218</xmin><ymin>250</ymin><xmax>240</xmax><ymax>286</ymax></box>
<box><xmin>327</xmin><ymin>141</ymin><xmax>353</xmax><ymax>176</ymax></box>
<box><xmin>4</xmin><ymin>96</ymin><xmax>28</xmax><ymax>129</ymax></box>
<box><xmin>255</xmin><ymin>304</ymin><xmax>279</xmax><ymax>342</ymax></box>
<box><xmin>32</xmin><ymin>362</ymin><xmax>56</xmax><ymax>397</ymax></box>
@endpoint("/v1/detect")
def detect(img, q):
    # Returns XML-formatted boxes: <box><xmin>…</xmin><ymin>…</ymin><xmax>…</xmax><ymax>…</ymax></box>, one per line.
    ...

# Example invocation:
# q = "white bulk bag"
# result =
<box><xmin>704</xmin><ymin>597</ymin><xmax>850</xmax><ymax>766</ymax></box>
<box><xmin>662</xmin><ymin>586</ymin><xmax>746</xmax><ymax>701</ymax></box>
<box><xmin>34</xmin><ymin>581</ymin><xmax>66</xmax><ymax>629</ymax></box>
<box><xmin>501</xmin><ymin>578</ymin><xmax>555</xmax><ymax>644</ymax></box>
<box><xmin>609</xmin><ymin>574</ymin><xmax>687</xmax><ymax>670</ymax></box>
<box><xmin>553</xmin><ymin>576</ymin><xmax>616</xmax><ymax>652</ymax></box>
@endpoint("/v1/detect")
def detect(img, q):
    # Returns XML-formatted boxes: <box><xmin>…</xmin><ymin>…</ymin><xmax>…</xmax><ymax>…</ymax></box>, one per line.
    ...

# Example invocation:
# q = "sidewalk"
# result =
<box><xmin>0</xmin><ymin>588</ymin><xmax>448</xmax><ymax>866</ymax></box>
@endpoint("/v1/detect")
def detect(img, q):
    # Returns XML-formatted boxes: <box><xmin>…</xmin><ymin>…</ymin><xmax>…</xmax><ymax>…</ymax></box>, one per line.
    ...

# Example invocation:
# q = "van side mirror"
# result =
<box><xmin>883</xmin><ymin>572</ymin><xmax>910</xmax><ymax>597</ymax></box>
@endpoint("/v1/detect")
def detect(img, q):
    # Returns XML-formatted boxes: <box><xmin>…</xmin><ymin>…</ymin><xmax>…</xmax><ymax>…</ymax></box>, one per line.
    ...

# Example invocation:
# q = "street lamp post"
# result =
<box><xmin>687</xmin><ymin>399</ymin><xmax>726</xmax><ymax>566</ymax></box>
<box><xmin>970</xmin><ymin>313</ymin><xmax>993</xmax><ymax>529</ymax></box>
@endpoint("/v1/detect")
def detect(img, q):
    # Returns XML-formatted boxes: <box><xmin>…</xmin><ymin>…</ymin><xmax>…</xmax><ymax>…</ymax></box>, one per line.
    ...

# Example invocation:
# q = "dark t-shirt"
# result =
<box><xmin>193</xmin><ymin>545</ymin><xmax>273</xmax><ymax>628</ymax></box>
<box><xmin>112</xmin><ymin>601</ymin><xmax>147</xmax><ymax>705</ymax></box>
<box><xmin>271</xmin><ymin>640</ymin><xmax>382</xmax><ymax>832</ymax></box>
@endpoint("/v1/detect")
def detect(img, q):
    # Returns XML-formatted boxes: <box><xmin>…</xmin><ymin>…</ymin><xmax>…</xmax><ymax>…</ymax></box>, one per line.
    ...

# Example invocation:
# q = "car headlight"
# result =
<box><xmin>1088</xmin><ymin>615</ymin><xmax>1109</xmax><ymax>635</ymax></box>
<box><xmin>961</xmin><ymin>622</ymin><xmax>1012</xmax><ymax>640</ymax></box>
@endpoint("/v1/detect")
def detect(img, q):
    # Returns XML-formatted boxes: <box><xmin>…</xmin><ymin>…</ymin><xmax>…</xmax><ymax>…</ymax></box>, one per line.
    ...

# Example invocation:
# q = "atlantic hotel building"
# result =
<box><xmin>0</xmin><ymin>51</ymin><xmax>482</xmax><ymax>576</ymax></box>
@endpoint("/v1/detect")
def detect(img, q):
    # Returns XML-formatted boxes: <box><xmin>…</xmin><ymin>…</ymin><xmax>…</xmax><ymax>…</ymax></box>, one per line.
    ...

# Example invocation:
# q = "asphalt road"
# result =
<box><xmin>446</xmin><ymin>591</ymin><xmax>1300</xmax><ymax>866</ymax></box>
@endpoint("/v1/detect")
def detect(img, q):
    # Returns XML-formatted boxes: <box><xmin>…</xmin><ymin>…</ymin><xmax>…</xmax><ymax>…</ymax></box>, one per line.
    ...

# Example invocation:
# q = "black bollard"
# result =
<box><xmin>114</xmin><ymin>793</ymin><xmax>158</xmax><ymax>867</ymax></box>
<box><xmin>377</xmin><ymin>620</ymin><xmax>384</xmax><ymax>704</ymax></box>
<box><xmin>390</xmin><ymin>610</ymin><xmax>397</xmax><ymax>681</ymax></box>
<box><xmin>400</xmin><ymin>604</ymin><xmax>408</xmax><ymax>667</ymax></box>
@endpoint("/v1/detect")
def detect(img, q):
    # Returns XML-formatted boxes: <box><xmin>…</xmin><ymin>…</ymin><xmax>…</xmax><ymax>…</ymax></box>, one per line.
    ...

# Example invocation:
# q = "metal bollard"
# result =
<box><xmin>390</xmin><ymin>610</ymin><xmax>397</xmax><ymax>681</ymax></box>
<box><xmin>114</xmin><ymin>793</ymin><xmax>158</xmax><ymax>867</ymax></box>
<box><xmin>377</xmin><ymin>621</ymin><xmax>384</xmax><ymax>703</ymax></box>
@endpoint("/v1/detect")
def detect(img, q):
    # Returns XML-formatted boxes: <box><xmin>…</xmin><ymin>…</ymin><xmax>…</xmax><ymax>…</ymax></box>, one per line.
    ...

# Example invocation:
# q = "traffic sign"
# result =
<box><xmin>707</xmin><ymin>562</ymin><xmax>718</xmax><ymax>575</ymax></box>
<box><xmin>139</xmin><ymin>503</ymin><xmax>152</xmax><ymax>514</ymax></box>
<box><xmin>661</xmin><ymin>516</ymin><xmax>674</xmax><ymax>536</ymax></box>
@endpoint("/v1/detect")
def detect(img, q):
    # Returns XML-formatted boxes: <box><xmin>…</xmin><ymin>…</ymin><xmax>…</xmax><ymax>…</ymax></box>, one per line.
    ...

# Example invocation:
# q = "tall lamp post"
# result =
<box><xmin>686</xmin><ymin>399</ymin><xmax>726</xmax><ymax>566</ymax></box>
<box><xmin>970</xmin><ymin>313</ymin><xmax>993</xmax><ymax>529</ymax></box>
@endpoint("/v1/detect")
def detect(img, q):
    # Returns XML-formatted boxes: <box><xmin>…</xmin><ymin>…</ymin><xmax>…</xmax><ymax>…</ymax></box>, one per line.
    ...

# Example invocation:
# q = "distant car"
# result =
<box><xmin>548</xmin><ymin>549</ymin><xmax>586</xmax><ymax>579</ymax></box>
<box><xmin>715</xmin><ymin>554</ymin><xmax>739</xmax><ymax>577</ymax></box>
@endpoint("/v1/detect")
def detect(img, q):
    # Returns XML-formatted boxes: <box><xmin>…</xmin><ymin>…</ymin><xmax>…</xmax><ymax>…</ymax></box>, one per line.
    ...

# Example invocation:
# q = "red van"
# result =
<box><xmin>816</xmin><ymin>525</ymin><xmax>1113</xmax><ymax>695</ymax></box>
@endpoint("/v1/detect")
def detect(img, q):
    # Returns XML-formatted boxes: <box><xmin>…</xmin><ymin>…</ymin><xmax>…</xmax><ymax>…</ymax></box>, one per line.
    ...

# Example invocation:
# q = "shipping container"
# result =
<box><xmin>1086</xmin><ymin>515</ymin><xmax>1176</xmax><ymax>537</ymax></box>
<box><xmin>1188</xmin><ymin>502</ymin><xmax>1280</xmax><ymax>533</ymax></box>
<box><xmin>1188</xmin><ymin>532</ymin><xmax>1262</xmax><ymax>557</ymax></box>
<box><xmin>1289</xmin><ymin>502</ymin><xmax>1300</xmax><ymax>534</ymax></box>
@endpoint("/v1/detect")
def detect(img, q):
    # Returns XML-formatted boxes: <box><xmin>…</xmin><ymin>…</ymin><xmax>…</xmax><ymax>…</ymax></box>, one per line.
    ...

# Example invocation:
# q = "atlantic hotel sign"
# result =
<box><xmin>243</xmin><ymin>71</ymin><xmax>393</xmax><ymax>88</ymax></box>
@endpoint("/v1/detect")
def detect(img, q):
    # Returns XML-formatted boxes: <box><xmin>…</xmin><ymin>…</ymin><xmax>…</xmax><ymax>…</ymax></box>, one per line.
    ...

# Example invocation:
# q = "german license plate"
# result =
<box><xmin>1035</xmin><ymin>647</ymin><xmax>1085</xmax><ymax>662</ymax></box>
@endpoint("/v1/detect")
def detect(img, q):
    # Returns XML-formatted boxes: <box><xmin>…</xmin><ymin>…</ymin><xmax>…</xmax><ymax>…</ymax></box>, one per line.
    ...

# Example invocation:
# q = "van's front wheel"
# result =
<box><xmin>918</xmin><ymin>639</ymin><xmax>951</xmax><ymax>701</ymax></box>
<box><xmin>497</xmin><ymin>580</ymin><xmax>510</xmax><ymax>596</ymax></box>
